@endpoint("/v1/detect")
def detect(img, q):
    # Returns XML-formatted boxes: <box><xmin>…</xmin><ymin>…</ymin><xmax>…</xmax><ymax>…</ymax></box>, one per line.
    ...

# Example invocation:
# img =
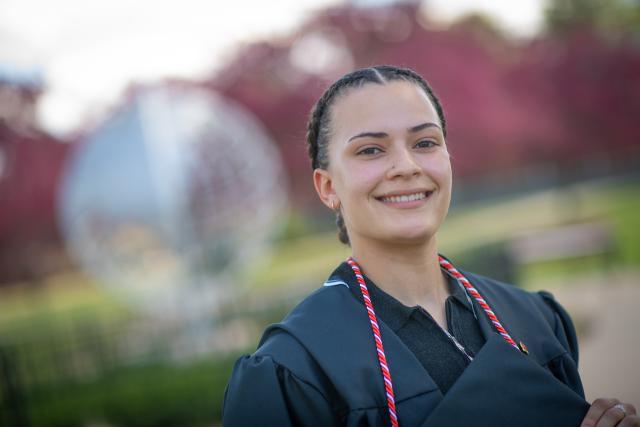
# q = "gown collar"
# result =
<box><xmin>325</xmin><ymin>261</ymin><xmax>476</xmax><ymax>333</ymax></box>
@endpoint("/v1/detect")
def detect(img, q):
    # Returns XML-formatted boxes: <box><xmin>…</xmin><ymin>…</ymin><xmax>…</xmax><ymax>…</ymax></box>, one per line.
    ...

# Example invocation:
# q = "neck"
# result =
<box><xmin>350</xmin><ymin>236</ymin><xmax>449</xmax><ymax>314</ymax></box>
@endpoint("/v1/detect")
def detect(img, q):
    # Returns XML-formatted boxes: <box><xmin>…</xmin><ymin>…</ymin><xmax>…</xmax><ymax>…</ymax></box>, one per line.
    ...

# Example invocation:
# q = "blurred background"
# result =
<box><xmin>1</xmin><ymin>0</ymin><xmax>639</xmax><ymax>425</ymax></box>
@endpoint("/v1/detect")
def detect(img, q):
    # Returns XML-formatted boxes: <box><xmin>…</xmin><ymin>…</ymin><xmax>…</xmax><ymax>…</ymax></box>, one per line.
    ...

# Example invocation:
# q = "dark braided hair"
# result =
<box><xmin>306</xmin><ymin>65</ymin><xmax>447</xmax><ymax>245</ymax></box>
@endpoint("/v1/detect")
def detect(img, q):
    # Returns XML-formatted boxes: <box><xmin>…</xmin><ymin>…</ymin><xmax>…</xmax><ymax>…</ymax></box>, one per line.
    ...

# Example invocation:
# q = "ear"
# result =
<box><xmin>313</xmin><ymin>168</ymin><xmax>337</xmax><ymax>209</ymax></box>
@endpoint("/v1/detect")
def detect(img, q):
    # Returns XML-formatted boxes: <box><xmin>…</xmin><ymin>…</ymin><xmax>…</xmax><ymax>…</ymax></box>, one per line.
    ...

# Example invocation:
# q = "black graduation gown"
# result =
<box><xmin>222</xmin><ymin>269</ymin><xmax>590</xmax><ymax>426</ymax></box>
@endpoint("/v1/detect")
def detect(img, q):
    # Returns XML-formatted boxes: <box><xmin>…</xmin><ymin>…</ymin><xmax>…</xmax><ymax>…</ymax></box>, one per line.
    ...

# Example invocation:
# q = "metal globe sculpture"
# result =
<box><xmin>59</xmin><ymin>85</ymin><xmax>288</xmax><ymax>315</ymax></box>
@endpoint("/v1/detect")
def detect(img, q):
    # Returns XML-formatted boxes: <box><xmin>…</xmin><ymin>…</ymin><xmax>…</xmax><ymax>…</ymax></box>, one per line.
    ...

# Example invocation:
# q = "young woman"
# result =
<box><xmin>222</xmin><ymin>66</ymin><xmax>638</xmax><ymax>427</ymax></box>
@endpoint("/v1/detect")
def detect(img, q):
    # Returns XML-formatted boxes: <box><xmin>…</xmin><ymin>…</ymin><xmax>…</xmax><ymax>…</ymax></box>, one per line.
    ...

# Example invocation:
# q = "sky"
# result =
<box><xmin>0</xmin><ymin>0</ymin><xmax>547</xmax><ymax>136</ymax></box>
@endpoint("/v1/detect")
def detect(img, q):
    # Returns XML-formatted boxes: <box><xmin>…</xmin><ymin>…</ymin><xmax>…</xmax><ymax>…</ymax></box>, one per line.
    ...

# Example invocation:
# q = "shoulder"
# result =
<box><xmin>463</xmin><ymin>270</ymin><xmax>580</xmax><ymax>363</ymax></box>
<box><xmin>224</xmin><ymin>282</ymin><xmax>389</xmax><ymax>424</ymax></box>
<box><xmin>239</xmin><ymin>284</ymin><xmax>364</xmax><ymax>392</ymax></box>
<box><xmin>258</xmin><ymin>284</ymin><xmax>357</xmax><ymax>352</ymax></box>
<box><xmin>463</xmin><ymin>270</ymin><xmax>563</xmax><ymax>326</ymax></box>
<box><xmin>223</xmin><ymin>286</ymin><xmax>355</xmax><ymax>426</ymax></box>
<box><xmin>253</xmin><ymin>282</ymin><xmax>398</xmax><ymax>402</ymax></box>
<box><xmin>463</xmin><ymin>270</ymin><xmax>535</xmax><ymax>301</ymax></box>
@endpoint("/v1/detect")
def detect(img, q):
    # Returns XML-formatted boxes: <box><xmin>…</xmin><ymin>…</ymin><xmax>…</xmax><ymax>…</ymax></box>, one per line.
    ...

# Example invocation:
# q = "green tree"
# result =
<box><xmin>545</xmin><ymin>0</ymin><xmax>640</xmax><ymax>36</ymax></box>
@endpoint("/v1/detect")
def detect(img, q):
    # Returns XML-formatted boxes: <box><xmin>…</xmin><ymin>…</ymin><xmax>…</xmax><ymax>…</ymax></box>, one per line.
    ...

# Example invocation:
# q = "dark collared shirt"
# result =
<box><xmin>334</xmin><ymin>262</ymin><xmax>486</xmax><ymax>394</ymax></box>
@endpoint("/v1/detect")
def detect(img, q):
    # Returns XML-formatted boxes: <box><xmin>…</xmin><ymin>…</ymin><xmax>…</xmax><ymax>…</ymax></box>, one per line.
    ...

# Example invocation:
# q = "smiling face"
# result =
<box><xmin>313</xmin><ymin>80</ymin><xmax>452</xmax><ymax>248</ymax></box>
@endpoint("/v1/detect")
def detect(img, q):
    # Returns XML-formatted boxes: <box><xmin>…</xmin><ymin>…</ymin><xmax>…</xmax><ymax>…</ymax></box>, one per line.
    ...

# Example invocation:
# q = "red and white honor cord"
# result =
<box><xmin>437</xmin><ymin>256</ymin><xmax>519</xmax><ymax>351</ymax></box>
<box><xmin>347</xmin><ymin>255</ymin><xmax>520</xmax><ymax>427</ymax></box>
<box><xmin>347</xmin><ymin>257</ymin><xmax>399</xmax><ymax>427</ymax></box>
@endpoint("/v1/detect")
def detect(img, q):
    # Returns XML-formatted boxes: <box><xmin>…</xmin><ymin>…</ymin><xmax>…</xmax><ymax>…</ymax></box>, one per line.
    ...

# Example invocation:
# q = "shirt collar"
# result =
<box><xmin>327</xmin><ymin>261</ymin><xmax>475</xmax><ymax>332</ymax></box>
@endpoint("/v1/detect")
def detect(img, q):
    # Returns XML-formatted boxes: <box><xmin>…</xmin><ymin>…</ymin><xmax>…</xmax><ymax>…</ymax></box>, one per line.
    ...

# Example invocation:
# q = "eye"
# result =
<box><xmin>414</xmin><ymin>139</ymin><xmax>437</xmax><ymax>149</ymax></box>
<box><xmin>356</xmin><ymin>146</ymin><xmax>384</xmax><ymax>156</ymax></box>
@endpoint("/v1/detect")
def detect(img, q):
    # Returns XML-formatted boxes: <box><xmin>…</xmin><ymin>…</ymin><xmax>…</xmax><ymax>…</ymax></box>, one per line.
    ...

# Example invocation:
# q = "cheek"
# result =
<box><xmin>423</xmin><ymin>154</ymin><xmax>452</xmax><ymax>185</ymax></box>
<box><xmin>439</xmin><ymin>161</ymin><xmax>453</xmax><ymax>187</ymax></box>
<box><xmin>341</xmin><ymin>162</ymin><xmax>384</xmax><ymax>196</ymax></box>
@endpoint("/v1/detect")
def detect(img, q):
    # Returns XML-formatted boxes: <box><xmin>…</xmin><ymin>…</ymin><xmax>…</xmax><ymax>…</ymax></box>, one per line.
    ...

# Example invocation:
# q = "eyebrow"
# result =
<box><xmin>347</xmin><ymin>122</ymin><xmax>441</xmax><ymax>143</ymax></box>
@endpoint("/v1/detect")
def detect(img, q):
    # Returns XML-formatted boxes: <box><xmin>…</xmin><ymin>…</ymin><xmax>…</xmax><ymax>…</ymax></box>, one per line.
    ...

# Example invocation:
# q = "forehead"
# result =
<box><xmin>329</xmin><ymin>80</ymin><xmax>440</xmax><ymax>138</ymax></box>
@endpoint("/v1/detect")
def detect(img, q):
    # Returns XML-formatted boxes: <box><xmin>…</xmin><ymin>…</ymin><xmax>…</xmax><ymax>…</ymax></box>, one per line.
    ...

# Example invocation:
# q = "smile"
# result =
<box><xmin>377</xmin><ymin>191</ymin><xmax>432</xmax><ymax>204</ymax></box>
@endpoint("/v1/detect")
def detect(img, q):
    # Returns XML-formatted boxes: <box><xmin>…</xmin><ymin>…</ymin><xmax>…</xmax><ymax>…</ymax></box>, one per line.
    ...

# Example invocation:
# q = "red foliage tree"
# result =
<box><xmin>207</xmin><ymin>3</ymin><xmax>639</xmax><ymax>210</ymax></box>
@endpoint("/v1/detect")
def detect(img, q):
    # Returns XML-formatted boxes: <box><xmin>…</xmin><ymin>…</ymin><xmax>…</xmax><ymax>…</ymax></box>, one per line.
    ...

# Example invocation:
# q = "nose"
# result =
<box><xmin>386</xmin><ymin>144</ymin><xmax>421</xmax><ymax>179</ymax></box>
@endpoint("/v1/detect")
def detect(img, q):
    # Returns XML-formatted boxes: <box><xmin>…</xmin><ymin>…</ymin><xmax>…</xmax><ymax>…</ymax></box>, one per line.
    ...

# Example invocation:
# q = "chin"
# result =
<box><xmin>385</xmin><ymin>227</ymin><xmax>435</xmax><ymax>245</ymax></box>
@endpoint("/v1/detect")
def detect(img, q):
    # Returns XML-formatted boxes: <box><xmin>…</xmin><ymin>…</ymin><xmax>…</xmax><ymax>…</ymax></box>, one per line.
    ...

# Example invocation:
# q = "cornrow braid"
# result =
<box><xmin>306</xmin><ymin>65</ymin><xmax>447</xmax><ymax>245</ymax></box>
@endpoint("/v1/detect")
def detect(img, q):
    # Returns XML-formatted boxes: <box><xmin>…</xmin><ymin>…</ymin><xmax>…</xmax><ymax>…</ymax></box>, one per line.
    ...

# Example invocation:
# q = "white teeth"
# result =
<box><xmin>381</xmin><ymin>192</ymin><xmax>428</xmax><ymax>203</ymax></box>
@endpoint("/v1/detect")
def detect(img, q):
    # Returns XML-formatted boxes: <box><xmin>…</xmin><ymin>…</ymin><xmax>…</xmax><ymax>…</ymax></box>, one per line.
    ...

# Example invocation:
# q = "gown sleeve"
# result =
<box><xmin>537</xmin><ymin>290</ymin><xmax>585</xmax><ymax>398</ymax></box>
<box><xmin>222</xmin><ymin>353</ymin><xmax>339</xmax><ymax>426</ymax></box>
